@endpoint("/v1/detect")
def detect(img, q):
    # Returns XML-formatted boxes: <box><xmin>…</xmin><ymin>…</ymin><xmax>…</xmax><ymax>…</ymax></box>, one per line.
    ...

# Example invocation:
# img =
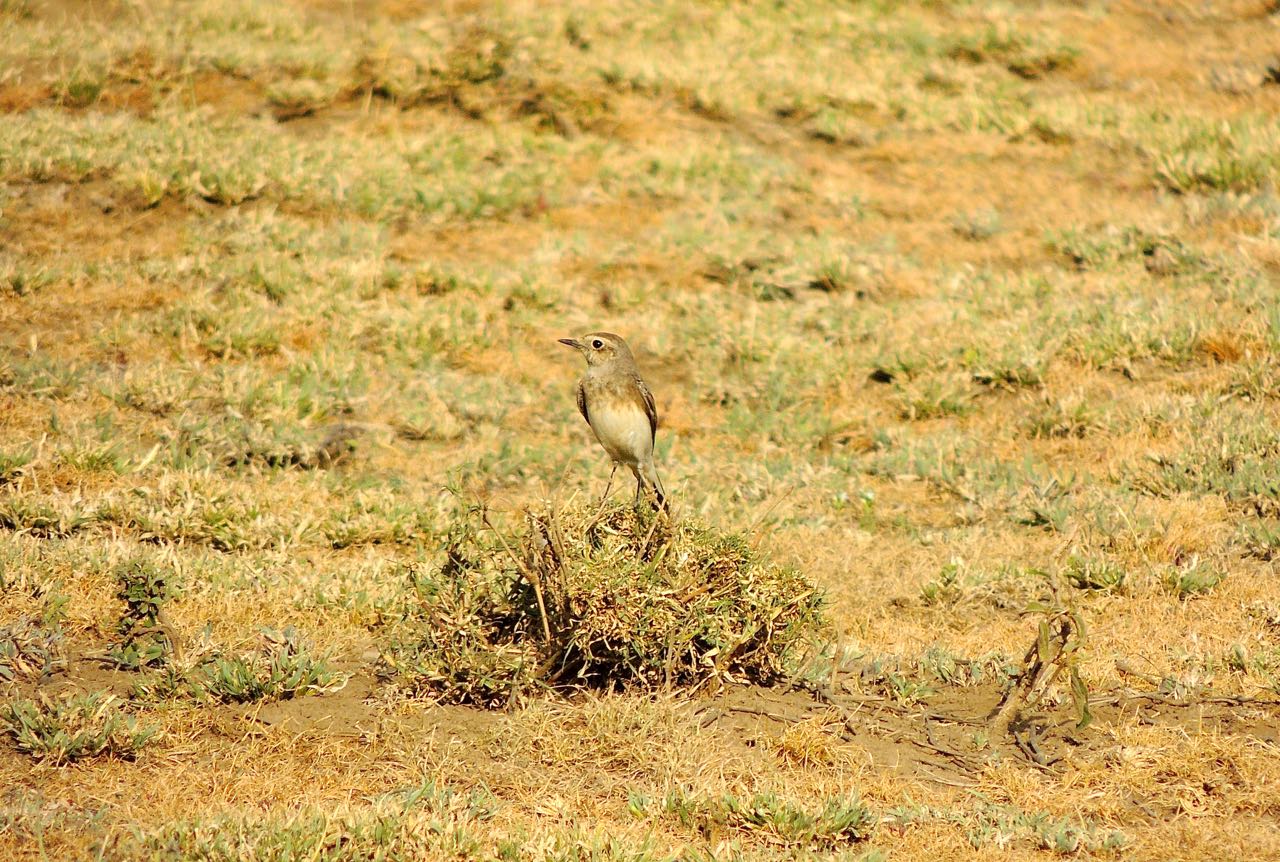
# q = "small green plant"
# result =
<box><xmin>265</xmin><ymin>78</ymin><xmax>337</xmax><ymax>120</ymax></box>
<box><xmin>1154</xmin><ymin>118</ymin><xmax>1280</xmax><ymax>194</ymax></box>
<box><xmin>1241</xmin><ymin>520</ymin><xmax>1280</xmax><ymax>561</ymax></box>
<box><xmin>0</xmin><ymin>448</ymin><xmax>32</xmax><ymax>485</ymax></box>
<box><xmin>1017</xmin><ymin>477</ymin><xmax>1074</xmax><ymax>532</ymax></box>
<box><xmin>1162</xmin><ymin>558</ymin><xmax>1223</xmax><ymax>598</ymax></box>
<box><xmin>920</xmin><ymin>561</ymin><xmax>963</xmax><ymax>605</ymax></box>
<box><xmin>135</xmin><ymin>627</ymin><xmax>342</xmax><ymax>704</ymax></box>
<box><xmin>893</xmin><ymin>378</ymin><xmax>973</xmax><ymax>420</ymax></box>
<box><xmin>1064</xmin><ymin>555</ymin><xmax>1126</xmax><ymax>593</ymax></box>
<box><xmin>108</xmin><ymin>558</ymin><xmax>179</xmax><ymax>670</ymax></box>
<box><xmin>858</xmin><ymin>656</ymin><xmax>935</xmax><ymax>704</ymax></box>
<box><xmin>992</xmin><ymin>600</ymin><xmax>1092</xmax><ymax>735</ymax></box>
<box><xmin>969</xmin><ymin>355</ymin><xmax>1047</xmax><ymax>391</ymax></box>
<box><xmin>946</xmin><ymin>24</ymin><xmax>1079</xmax><ymax>79</ymax></box>
<box><xmin>1025</xmin><ymin>398</ymin><xmax>1099</xmax><ymax>439</ymax></box>
<box><xmin>0</xmin><ymin>495</ymin><xmax>93</xmax><ymax>538</ymax></box>
<box><xmin>0</xmin><ymin>617</ymin><xmax>65</xmax><ymax>682</ymax></box>
<box><xmin>58</xmin><ymin>442</ymin><xmax>124</xmax><ymax>474</ymax></box>
<box><xmin>56</xmin><ymin>71</ymin><xmax>105</xmax><ymax>108</ymax></box>
<box><xmin>868</xmin><ymin>354</ymin><xmax>930</xmax><ymax>385</ymax></box>
<box><xmin>1</xmin><ymin>691</ymin><xmax>155</xmax><ymax>764</ymax></box>
<box><xmin>645</xmin><ymin>788</ymin><xmax>874</xmax><ymax>849</ymax></box>
<box><xmin>0</xmin><ymin>257</ymin><xmax>53</xmax><ymax>297</ymax></box>
<box><xmin>1048</xmin><ymin>225</ymin><xmax>1197</xmax><ymax>274</ymax></box>
<box><xmin>950</xmin><ymin>208</ymin><xmax>1003</xmax><ymax>241</ymax></box>
<box><xmin>918</xmin><ymin>646</ymin><xmax>1017</xmax><ymax>688</ymax></box>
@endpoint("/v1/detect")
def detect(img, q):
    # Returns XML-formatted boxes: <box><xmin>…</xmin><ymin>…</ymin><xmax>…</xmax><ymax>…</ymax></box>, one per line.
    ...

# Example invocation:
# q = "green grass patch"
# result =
<box><xmin>1</xmin><ymin>691</ymin><xmax>155</xmax><ymax>764</ymax></box>
<box><xmin>633</xmin><ymin>788</ymin><xmax>875</xmax><ymax>850</ymax></box>
<box><xmin>134</xmin><ymin>627</ymin><xmax>343</xmax><ymax>704</ymax></box>
<box><xmin>0</xmin><ymin>617</ymin><xmax>66</xmax><ymax>683</ymax></box>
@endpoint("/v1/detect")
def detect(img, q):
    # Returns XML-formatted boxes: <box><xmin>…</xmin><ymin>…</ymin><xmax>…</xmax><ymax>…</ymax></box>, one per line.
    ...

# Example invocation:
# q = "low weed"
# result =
<box><xmin>1162</xmin><ymin>557</ymin><xmax>1223</xmax><ymax>599</ymax></box>
<box><xmin>107</xmin><ymin>558</ymin><xmax>179</xmax><ymax>670</ymax></box>
<box><xmin>134</xmin><ymin>627</ymin><xmax>342</xmax><ymax>704</ymax></box>
<box><xmin>886</xmin><ymin>802</ymin><xmax>1126</xmax><ymax>855</ymax></box>
<box><xmin>1064</xmin><ymin>555</ymin><xmax>1127</xmax><ymax>594</ymax></box>
<box><xmin>946</xmin><ymin>23</ymin><xmax>1079</xmax><ymax>79</ymax></box>
<box><xmin>1132</xmin><ymin>415</ymin><xmax>1280</xmax><ymax>516</ymax></box>
<box><xmin>1</xmin><ymin>691</ymin><xmax>155</xmax><ymax>764</ymax></box>
<box><xmin>0</xmin><ymin>617</ymin><xmax>65</xmax><ymax>683</ymax></box>
<box><xmin>636</xmin><ymin>787</ymin><xmax>874</xmax><ymax>849</ymax></box>
<box><xmin>892</xmin><ymin>377</ymin><xmax>974</xmax><ymax>420</ymax></box>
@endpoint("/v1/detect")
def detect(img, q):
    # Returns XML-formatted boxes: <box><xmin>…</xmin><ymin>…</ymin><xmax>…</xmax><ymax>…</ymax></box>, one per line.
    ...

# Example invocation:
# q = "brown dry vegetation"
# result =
<box><xmin>2</xmin><ymin>0</ymin><xmax>1280</xmax><ymax>859</ymax></box>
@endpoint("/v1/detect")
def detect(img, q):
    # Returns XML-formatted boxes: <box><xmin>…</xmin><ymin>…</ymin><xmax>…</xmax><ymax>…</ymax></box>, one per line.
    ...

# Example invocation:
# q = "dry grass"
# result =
<box><xmin>2</xmin><ymin>0</ymin><xmax>1280</xmax><ymax>859</ymax></box>
<box><xmin>379</xmin><ymin>500</ymin><xmax>827</xmax><ymax>705</ymax></box>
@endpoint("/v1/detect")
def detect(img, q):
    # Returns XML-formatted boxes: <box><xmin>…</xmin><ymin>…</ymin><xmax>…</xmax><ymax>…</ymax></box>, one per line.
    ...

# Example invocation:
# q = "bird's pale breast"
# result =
<box><xmin>585</xmin><ymin>392</ymin><xmax>652</xmax><ymax>466</ymax></box>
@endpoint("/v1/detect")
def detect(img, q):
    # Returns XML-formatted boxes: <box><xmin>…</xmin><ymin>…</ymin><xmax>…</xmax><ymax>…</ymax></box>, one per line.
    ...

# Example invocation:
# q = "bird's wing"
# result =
<box><xmin>575</xmin><ymin>379</ymin><xmax>590</xmax><ymax>425</ymax></box>
<box><xmin>633</xmin><ymin>375</ymin><xmax>658</xmax><ymax>443</ymax></box>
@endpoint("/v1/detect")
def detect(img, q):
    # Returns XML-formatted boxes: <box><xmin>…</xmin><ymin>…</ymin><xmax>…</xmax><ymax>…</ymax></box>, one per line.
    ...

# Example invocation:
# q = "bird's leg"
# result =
<box><xmin>598</xmin><ymin>463</ymin><xmax>618</xmax><ymax>509</ymax></box>
<box><xmin>642</xmin><ymin>460</ymin><xmax>667</xmax><ymax>513</ymax></box>
<box><xmin>628</xmin><ymin>465</ymin><xmax>645</xmax><ymax>507</ymax></box>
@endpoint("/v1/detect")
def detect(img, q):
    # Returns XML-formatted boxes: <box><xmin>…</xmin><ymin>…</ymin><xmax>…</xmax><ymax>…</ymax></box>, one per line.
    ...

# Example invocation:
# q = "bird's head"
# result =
<box><xmin>558</xmin><ymin>332</ymin><xmax>633</xmax><ymax>368</ymax></box>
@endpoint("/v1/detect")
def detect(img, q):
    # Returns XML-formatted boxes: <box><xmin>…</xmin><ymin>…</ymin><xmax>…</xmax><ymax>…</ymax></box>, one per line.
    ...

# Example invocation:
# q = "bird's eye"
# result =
<box><xmin>591</xmin><ymin>339</ymin><xmax>604</xmax><ymax>349</ymax></box>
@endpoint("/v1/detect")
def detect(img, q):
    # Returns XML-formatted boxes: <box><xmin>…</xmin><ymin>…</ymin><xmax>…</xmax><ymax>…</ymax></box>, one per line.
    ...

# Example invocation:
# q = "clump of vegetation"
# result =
<box><xmin>1049</xmin><ymin>225</ymin><xmax>1198</xmax><ymax>273</ymax></box>
<box><xmin>265</xmin><ymin>78</ymin><xmax>337</xmax><ymax>121</ymax></box>
<box><xmin>1162</xmin><ymin>558</ymin><xmax>1223</xmax><ymax>599</ymax></box>
<box><xmin>632</xmin><ymin>788</ymin><xmax>875</xmax><ymax>849</ymax></box>
<box><xmin>134</xmin><ymin>628</ymin><xmax>343</xmax><ymax>704</ymax></box>
<box><xmin>1064</xmin><ymin>555</ymin><xmax>1126</xmax><ymax>594</ymax></box>
<box><xmin>946</xmin><ymin>24</ymin><xmax>1078</xmax><ymax>79</ymax></box>
<box><xmin>886</xmin><ymin>802</ymin><xmax>1126</xmax><ymax>855</ymax></box>
<box><xmin>108</xmin><ymin>557</ymin><xmax>179</xmax><ymax>670</ymax></box>
<box><xmin>1154</xmin><ymin>117</ymin><xmax>1280</xmax><ymax>194</ymax></box>
<box><xmin>131</xmin><ymin>781</ymin><xmax>496</xmax><ymax>860</ymax></box>
<box><xmin>0</xmin><ymin>617</ymin><xmax>66</xmax><ymax>683</ymax></box>
<box><xmin>0</xmin><ymin>495</ymin><xmax>93</xmax><ymax>538</ymax></box>
<box><xmin>857</xmin><ymin>656</ymin><xmax>936</xmax><ymax>704</ymax></box>
<box><xmin>969</xmin><ymin>354</ymin><xmax>1048</xmax><ymax>392</ymax></box>
<box><xmin>1132</xmin><ymin>417</ymin><xmax>1280</xmax><ymax>516</ymax></box>
<box><xmin>0</xmin><ymin>449</ymin><xmax>33</xmax><ymax>486</ymax></box>
<box><xmin>919</xmin><ymin>561</ymin><xmax>965</xmax><ymax>606</ymax></box>
<box><xmin>1024</xmin><ymin>397</ymin><xmax>1100</xmax><ymax>439</ymax></box>
<box><xmin>1241</xmin><ymin>520</ymin><xmax>1280</xmax><ymax>561</ymax></box>
<box><xmin>380</xmin><ymin>501</ymin><xmax>829</xmax><ymax>706</ymax></box>
<box><xmin>1</xmin><ymin>691</ymin><xmax>155</xmax><ymax>764</ymax></box>
<box><xmin>950</xmin><ymin>208</ymin><xmax>1003</xmax><ymax>241</ymax></box>
<box><xmin>892</xmin><ymin>378</ymin><xmax>974</xmax><ymax>420</ymax></box>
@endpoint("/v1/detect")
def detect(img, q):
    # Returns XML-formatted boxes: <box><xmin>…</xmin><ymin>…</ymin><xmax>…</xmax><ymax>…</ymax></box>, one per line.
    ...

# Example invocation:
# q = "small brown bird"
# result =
<box><xmin>558</xmin><ymin>332</ymin><xmax>667</xmax><ymax>509</ymax></box>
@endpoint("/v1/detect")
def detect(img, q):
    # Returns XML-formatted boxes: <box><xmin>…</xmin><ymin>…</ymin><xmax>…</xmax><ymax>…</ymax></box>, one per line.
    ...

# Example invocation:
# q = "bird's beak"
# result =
<box><xmin>558</xmin><ymin>338</ymin><xmax>583</xmax><ymax>350</ymax></box>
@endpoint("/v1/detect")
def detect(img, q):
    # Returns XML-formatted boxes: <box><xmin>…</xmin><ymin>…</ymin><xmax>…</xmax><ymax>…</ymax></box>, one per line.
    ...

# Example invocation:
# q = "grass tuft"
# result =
<box><xmin>635</xmin><ymin>788</ymin><xmax>875</xmax><ymax>849</ymax></box>
<box><xmin>0</xmin><ymin>617</ymin><xmax>66</xmax><ymax>683</ymax></box>
<box><xmin>1162</xmin><ymin>557</ymin><xmax>1223</xmax><ymax>599</ymax></box>
<box><xmin>134</xmin><ymin>627</ymin><xmax>343</xmax><ymax>704</ymax></box>
<box><xmin>1</xmin><ymin>691</ymin><xmax>155</xmax><ymax>764</ymax></box>
<box><xmin>380</xmin><ymin>501</ymin><xmax>829</xmax><ymax>705</ymax></box>
<box><xmin>1064</xmin><ymin>555</ymin><xmax>1126</xmax><ymax>594</ymax></box>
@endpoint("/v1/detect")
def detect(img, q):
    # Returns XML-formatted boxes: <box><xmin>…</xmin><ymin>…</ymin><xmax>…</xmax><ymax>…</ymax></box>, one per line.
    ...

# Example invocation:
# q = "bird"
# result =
<box><xmin>558</xmin><ymin>332</ymin><xmax>667</xmax><ymax>510</ymax></box>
